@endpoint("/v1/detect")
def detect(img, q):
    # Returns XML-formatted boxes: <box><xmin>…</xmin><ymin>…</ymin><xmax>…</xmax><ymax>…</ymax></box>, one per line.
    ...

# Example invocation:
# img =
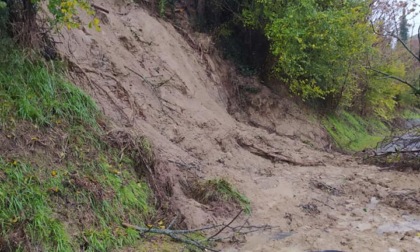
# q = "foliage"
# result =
<box><xmin>3</xmin><ymin>0</ymin><xmax>100</xmax><ymax>46</ymax></box>
<box><xmin>158</xmin><ymin>0</ymin><xmax>167</xmax><ymax>16</ymax></box>
<box><xmin>323</xmin><ymin>111</ymin><xmax>390</xmax><ymax>151</ymax></box>
<box><xmin>243</xmin><ymin>0</ymin><xmax>374</xmax><ymax>101</ymax></box>
<box><xmin>0</xmin><ymin>38</ymin><xmax>99</xmax><ymax>126</ymax></box>
<box><xmin>365</xmin><ymin>58</ymin><xmax>409</xmax><ymax>119</ymax></box>
<box><xmin>47</xmin><ymin>0</ymin><xmax>100</xmax><ymax>30</ymax></box>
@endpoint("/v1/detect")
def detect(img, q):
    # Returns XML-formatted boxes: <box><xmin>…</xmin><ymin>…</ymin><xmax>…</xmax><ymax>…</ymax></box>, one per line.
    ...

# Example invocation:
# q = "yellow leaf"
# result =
<box><xmin>111</xmin><ymin>169</ymin><xmax>120</xmax><ymax>175</ymax></box>
<box><xmin>416</xmin><ymin>232</ymin><xmax>420</xmax><ymax>237</ymax></box>
<box><xmin>11</xmin><ymin>216</ymin><xmax>19</xmax><ymax>223</ymax></box>
<box><xmin>146</xmin><ymin>224</ymin><xmax>153</xmax><ymax>228</ymax></box>
<box><xmin>51</xmin><ymin>170</ymin><xmax>57</xmax><ymax>177</ymax></box>
<box><xmin>158</xmin><ymin>220</ymin><xmax>164</xmax><ymax>225</ymax></box>
<box><xmin>159</xmin><ymin>225</ymin><xmax>165</xmax><ymax>229</ymax></box>
<box><xmin>11</xmin><ymin>160</ymin><xmax>17</xmax><ymax>166</ymax></box>
<box><xmin>48</xmin><ymin>187</ymin><xmax>59</xmax><ymax>193</ymax></box>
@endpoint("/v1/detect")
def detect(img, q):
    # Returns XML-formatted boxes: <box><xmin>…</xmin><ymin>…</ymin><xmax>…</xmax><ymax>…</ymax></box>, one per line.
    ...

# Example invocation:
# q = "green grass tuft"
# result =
<box><xmin>323</xmin><ymin>111</ymin><xmax>390</xmax><ymax>151</ymax></box>
<box><xmin>188</xmin><ymin>179</ymin><xmax>251</xmax><ymax>214</ymax></box>
<box><xmin>0</xmin><ymin>38</ymin><xmax>98</xmax><ymax>127</ymax></box>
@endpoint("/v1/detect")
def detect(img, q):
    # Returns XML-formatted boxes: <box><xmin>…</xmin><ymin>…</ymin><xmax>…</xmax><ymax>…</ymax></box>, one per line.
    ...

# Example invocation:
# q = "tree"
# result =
<box><xmin>243</xmin><ymin>0</ymin><xmax>374</xmax><ymax>104</ymax></box>
<box><xmin>2</xmin><ymin>0</ymin><xmax>99</xmax><ymax>46</ymax></box>
<box><xmin>399</xmin><ymin>7</ymin><xmax>409</xmax><ymax>43</ymax></box>
<box><xmin>369</xmin><ymin>0</ymin><xmax>420</xmax><ymax>97</ymax></box>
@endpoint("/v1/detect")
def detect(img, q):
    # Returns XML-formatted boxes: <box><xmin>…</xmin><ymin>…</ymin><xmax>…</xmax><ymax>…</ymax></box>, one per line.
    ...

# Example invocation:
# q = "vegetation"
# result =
<box><xmin>0</xmin><ymin>37</ymin><xmax>154</xmax><ymax>251</ymax></box>
<box><xmin>0</xmin><ymin>0</ymin><xmax>419</xmax><ymax>248</ymax></box>
<box><xmin>153</xmin><ymin>0</ymin><xmax>419</xmax><ymax>152</ymax></box>
<box><xmin>181</xmin><ymin>0</ymin><xmax>419</xmax><ymax>114</ymax></box>
<box><xmin>244</xmin><ymin>0</ymin><xmax>373</xmax><ymax>102</ymax></box>
<box><xmin>0</xmin><ymin>38</ymin><xmax>98</xmax><ymax>126</ymax></box>
<box><xmin>184</xmin><ymin>178</ymin><xmax>251</xmax><ymax>214</ymax></box>
<box><xmin>323</xmin><ymin>111</ymin><xmax>390</xmax><ymax>151</ymax></box>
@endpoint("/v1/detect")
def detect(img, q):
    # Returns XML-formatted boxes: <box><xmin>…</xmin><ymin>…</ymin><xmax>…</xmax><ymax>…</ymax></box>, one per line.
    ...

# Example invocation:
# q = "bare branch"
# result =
<box><xmin>366</xmin><ymin>67</ymin><xmax>419</xmax><ymax>94</ymax></box>
<box><xmin>370</xmin><ymin>21</ymin><xmax>420</xmax><ymax>62</ymax></box>
<box><xmin>207</xmin><ymin>209</ymin><xmax>243</xmax><ymax>241</ymax></box>
<box><xmin>392</xmin><ymin>32</ymin><xmax>420</xmax><ymax>62</ymax></box>
<box><xmin>122</xmin><ymin>223</ymin><xmax>222</xmax><ymax>234</ymax></box>
<box><xmin>122</xmin><ymin>223</ymin><xmax>220</xmax><ymax>252</ymax></box>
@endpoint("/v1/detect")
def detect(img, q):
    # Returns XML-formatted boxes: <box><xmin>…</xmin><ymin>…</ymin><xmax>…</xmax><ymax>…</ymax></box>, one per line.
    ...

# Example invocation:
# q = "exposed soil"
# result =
<box><xmin>51</xmin><ymin>1</ymin><xmax>420</xmax><ymax>251</ymax></box>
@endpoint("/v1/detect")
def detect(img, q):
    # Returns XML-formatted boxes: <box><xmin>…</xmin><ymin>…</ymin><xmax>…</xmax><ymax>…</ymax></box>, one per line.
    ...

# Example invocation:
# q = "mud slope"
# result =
<box><xmin>55</xmin><ymin>1</ymin><xmax>420</xmax><ymax>251</ymax></box>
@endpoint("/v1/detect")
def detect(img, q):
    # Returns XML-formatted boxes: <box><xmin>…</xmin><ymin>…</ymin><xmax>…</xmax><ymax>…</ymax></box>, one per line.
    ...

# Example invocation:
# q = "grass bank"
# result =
<box><xmin>0</xmin><ymin>38</ymin><xmax>153</xmax><ymax>251</ymax></box>
<box><xmin>323</xmin><ymin>111</ymin><xmax>390</xmax><ymax>152</ymax></box>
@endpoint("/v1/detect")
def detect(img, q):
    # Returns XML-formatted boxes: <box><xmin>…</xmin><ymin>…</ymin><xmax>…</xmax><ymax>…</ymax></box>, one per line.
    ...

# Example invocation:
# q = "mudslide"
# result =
<box><xmin>55</xmin><ymin>1</ymin><xmax>420</xmax><ymax>251</ymax></box>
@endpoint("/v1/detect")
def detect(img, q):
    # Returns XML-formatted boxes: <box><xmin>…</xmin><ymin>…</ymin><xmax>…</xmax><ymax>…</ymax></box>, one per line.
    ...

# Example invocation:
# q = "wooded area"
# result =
<box><xmin>1</xmin><ymin>0</ymin><xmax>419</xmax><ymax>120</ymax></box>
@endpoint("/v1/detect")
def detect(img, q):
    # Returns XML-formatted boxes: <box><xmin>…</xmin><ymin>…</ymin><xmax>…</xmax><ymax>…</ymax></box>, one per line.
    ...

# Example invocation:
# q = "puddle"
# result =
<box><xmin>377</xmin><ymin>215</ymin><xmax>420</xmax><ymax>234</ymax></box>
<box><xmin>271</xmin><ymin>232</ymin><xmax>293</xmax><ymax>241</ymax></box>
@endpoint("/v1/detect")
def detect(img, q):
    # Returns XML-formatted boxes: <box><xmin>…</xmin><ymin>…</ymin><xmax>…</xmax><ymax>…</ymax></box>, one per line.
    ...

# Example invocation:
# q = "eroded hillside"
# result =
<box><xmin>54</xmin><ymin>1</ymin><xmax>420</xmax><ymax>251</ymax></box>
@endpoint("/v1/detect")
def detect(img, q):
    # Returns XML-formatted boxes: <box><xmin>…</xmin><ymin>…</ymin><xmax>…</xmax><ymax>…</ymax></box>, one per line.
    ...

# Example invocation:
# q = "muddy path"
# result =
<box><xmin>54</xmin><ymin>1</ymin><xmax>420</xmax><ymax>251</ymax></box>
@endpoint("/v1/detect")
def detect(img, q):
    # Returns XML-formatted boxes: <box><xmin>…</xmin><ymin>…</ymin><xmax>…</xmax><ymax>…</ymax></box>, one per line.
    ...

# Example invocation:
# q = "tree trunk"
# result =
<box><xmin>7</xmin><ymin>0</ymin><xmax>39</xmax><ymax>46</ymax></box>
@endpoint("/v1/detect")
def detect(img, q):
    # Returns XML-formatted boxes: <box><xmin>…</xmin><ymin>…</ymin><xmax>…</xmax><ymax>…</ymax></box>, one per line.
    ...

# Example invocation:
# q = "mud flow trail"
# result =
<box><xmin>55</xmin><ymin>1</ymin><xmax>420</xmax><ymax>251</ymax></box>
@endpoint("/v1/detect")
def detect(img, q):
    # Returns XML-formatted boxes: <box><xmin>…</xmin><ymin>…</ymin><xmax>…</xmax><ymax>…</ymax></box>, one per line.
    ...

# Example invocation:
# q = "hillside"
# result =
<box><xmin>1</xmin><ymin>0</ymin><xmax>420</xmax><ymax>251</ymax></box>
<box><xmin>50</xmin><ymin>1</ymin><xmax>420</xmax><ymax>251</ymax></box>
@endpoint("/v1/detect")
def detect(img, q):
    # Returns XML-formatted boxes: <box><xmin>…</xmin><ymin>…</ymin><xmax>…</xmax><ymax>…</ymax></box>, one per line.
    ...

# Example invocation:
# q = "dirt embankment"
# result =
<box><xmin>55</xmin><ymin>1</ymin><xmax>420</xmax><ymax>251</ymax></box>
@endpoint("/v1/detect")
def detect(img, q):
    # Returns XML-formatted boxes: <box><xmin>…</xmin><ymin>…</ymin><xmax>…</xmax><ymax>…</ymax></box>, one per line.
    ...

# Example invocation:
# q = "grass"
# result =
<box><xmin>323</xmin><ymin>111</ymin><xmax>390</xmax><ymax>151</ymax></box>
<box><xmin>0</xmin><ymin>38</ymin><xmax>155</xmax><ymax>251</ymax></box>
<box><xmin>187</xmin><ymin>179</ymin><xmax>251</xmax><ymax>214</ymax></box>
<box><xmin>0</xmin><ymin>38</ymin><xmax>98</xmax><ymax>127</ymax></box>
<box><xmin>402</xmin><ymin>108</ymin><xmax>420</xmax><ymax>119</ymax></box>
<box><xmin>0</xmin><ymin>160</ymin><xmax>72</xmax><ymax>251</ymax></box>
<box><xmin>0</xmin><ymin>142</ymin><xmax>152</xmax><ymax>251</ymax></box>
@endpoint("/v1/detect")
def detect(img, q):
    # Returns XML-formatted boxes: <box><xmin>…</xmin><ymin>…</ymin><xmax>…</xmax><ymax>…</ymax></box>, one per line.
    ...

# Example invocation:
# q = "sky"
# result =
<box><xmin>409</xmin><ymin>0</ymin><xmax>420</xmax><ymax>35</ymax></box>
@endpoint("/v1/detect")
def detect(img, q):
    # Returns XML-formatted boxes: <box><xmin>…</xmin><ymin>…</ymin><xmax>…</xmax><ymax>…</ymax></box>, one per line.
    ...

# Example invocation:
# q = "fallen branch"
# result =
<box><xmin>207</xmin><ymin>209</ymin><xmax>243</xmax><ymax>241</ymax></box>
<box><xmin>122</xmin><ymin>222</ymin><xmax>220</xmax><ymax>251</ymax></box>
<box><xmin>122</xmin><ymin>223</ymin><xmax>222</xmax><ymax>234</ymax></box>
<box><xmin>123</xmin><ymin>213</ymin><xmax>279</xmax><ymax>250</ymax></box>
<box><xmin>313</xmin><ymin>198</ymin><xmax>335</xmax><ymax>210</ymax></box>
<box><xmin>124</xmin><ymin>66</ymin><xmax>155</xmax><ymax>87</ymax></box>
<box><xmin>374</xmin><ymin>149</ymin><xmax>420</xmax><ymax>156</ymax></box>
<box><xmin>237</xmin><ymin>138</ymin><xmax>324</xmax><ymax>166</ymax></box>
<box><xmin>167</xmin><ymin>214</ymin><xmax>179</xmax><ymax>230</ymax></box>
<box><xmin>92</xmin><ymin>4</ymin><xmax>110</xmax><ymax>14</ymax></box>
